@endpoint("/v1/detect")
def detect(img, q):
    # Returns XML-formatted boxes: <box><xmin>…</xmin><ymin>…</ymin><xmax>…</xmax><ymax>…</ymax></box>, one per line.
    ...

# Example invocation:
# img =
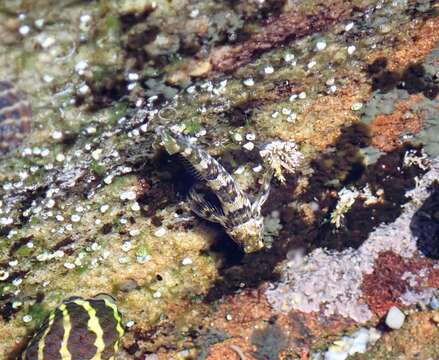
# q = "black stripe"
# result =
<box><xmin>66</xmin><ymin>302</ymin><xmax>97</xmax><ymax>360</ymax></box>
<box><xmin>204</xmin><ymin>161</ymin><xmax>221</xmax><ymax>181</ymax></box>
<box><xmin>90</xmin><ymin>299</ymin><xmax>120</xmax><ymax>359</ymax></box>
<box><xmin>228</xmin><ymin>206</ymin><xmax>252</xmax><ymax>226</ymax></box>
<box><xmin>42</xmin><ymin>309</ymin><xmax>64</xmax><ymax>360</ymax></box>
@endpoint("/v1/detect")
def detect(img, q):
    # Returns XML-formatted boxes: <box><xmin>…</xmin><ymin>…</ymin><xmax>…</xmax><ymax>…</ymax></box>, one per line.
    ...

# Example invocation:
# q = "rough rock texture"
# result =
<box><xmin>0</xmin><ymin>0</ymin><xmax>439</xmax><ymax>359</ymax></box>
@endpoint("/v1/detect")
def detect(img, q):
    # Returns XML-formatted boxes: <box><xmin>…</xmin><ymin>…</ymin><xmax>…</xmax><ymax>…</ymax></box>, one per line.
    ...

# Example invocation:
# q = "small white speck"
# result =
<box><xmin>351</xmin><ymin>102</ymin><xmax>363</xmax><ymax>111</ymax></box>
<box><xmin>12</xmin><ymin>301</ymin><xmax>22</xmax><ymax>309</ymax></box>
<box><xmin>75</xmin><ymin>60</ymin><xmax>88</xmax><ymax>74</ymax></box>
<box><xmin>316</xmin><ymin>41</ymin><xmax>327</xmax><ymax>51</ymax></box>
<box><xmin>286</xmin><ymin>113</ymin><xmax>298</xmax><ymax>123</ymax></box>
<box><xmin>131</xmin><ymin>202</ymin><xmax>141</xmax><ymax>212</ymax></box>
<box><xmin>40</xmin><ymin>36</ymin><xmax>55</xmax><ymax>49</ymax></box>
<box><xmin>264</xmin><ymin>65</ymin><xmax>274</xmax><ymax>74</ymax></box>
<box><xmin>46</xmin><ymin>199</ymin><xmax>56</xmax><ymax>208</ymax></box>
<box><xmin>326</xmin><ymin>78</ymin><xmax>335</xmax><ymax>86</ymax></box>
<box><xmin>307</xmin><ymin>60</ymin><xmax>317</xmax><ymax>69</ymax></box>
<box><xmin>78</xmin><ymin>84</ymin><xmax>90</xmax><ymax>95</ymax></box>
<box><xmin>121</xmin><ymin>241</ymin><xmax>132</xmax><ymax>252</ymax></box>
<box><xmin>243</xmin><ymin>142</ymin><xmax>254</xmax><ymax>151</ymax></box>
<box><xmin>86</xmin><ymin>126</ymin><xmax>96</xmax><ymax>134</ymax></box>
<box><xmin>19</xmin><ymin>25</ymin><xmax>31</xmax><ymax>36</ymax></box>
<box><xmin>226</xmin><ymin>314</ymin><xmax>233</xmax><ymax>321</ymax></box>
<box><xmin>284</xmin><ymin>53</ymin><xmax>295</xmax><ymax>63</ymax></box>
<box><xmin>26</xmin><ymin>242</ymin><xmax>34</xmax><ymax>249</ymax></box>
<box><xmin>233</xmin><ymin>133</ymin><xmax>243</xmax><ymax>142</ymax></box>
<box><xmin>345</xmin><ymin>22</ymin><xmax>354</xmax><ymax>31</ymax></box>
<box><xmin>0</xmin><ymin>217</ymin><xmax>13</xmax><ymax>225</ymax></box>
<box><xmin>329</xmin><ymin>85</ymin><xmax>337</xmax><ymax>93</ymax></box>
<box><xmin>64</xmin><ymin>262</ymin><xmax>75</xmax><ymax>269</ymax></box>
<box><xmin>103</xmin><ymin>175</ymin><xmax>113</xmax><ymax>184</ymax></box>
<box><xmin>252</xmin><ymin>165</ymin><xmax>263</xmax><ymax>173</ymax></box>
<box><xmin>126</xmin><ymin>320</ymin><xmax>135</xmax><ymax>328</ymax></box>
<box><xmin>289</xmin><ymin>94</ymin><xmax>298</xmax><ymax>102</ymax></box>
<box><xmin>129</xmin><ymin>229</ymin><xmax>140</xmax><ymax>236</ymax></box>
<box><xmin>12</xmin><ymin>278</ymin><xmax>22</xmax><ymax>286</ymax></box>
<box><xmin>153</xmin><ymin>291</ymin><xmax>162</xmax><ymax>298</ymax></box>
<box><xmin>22</xmin><ymin>315</ymin><xmax>32</xmax><ymax>323</ymax></box>
<box><xmin>56</xmin><ymin>214</ymin><xmax>64</xmax><ymax>222</ymax></box>
<box><xmin>40</xmin><ymin>149</ymin><xmax>50</xmax><ymax>157</ymax></box>
<box><xmin>95</xmin><ymin>219</ymin><xmax>102</xmax><ymax>225</ymax></box>
<box><xmin>120</xmin><ymin>190</ymin><xmax>136</xmax><ymax>201</ymax></box>
<box><xmin>80</xmin><ymin>14</ymin><xmax>92</xmax><ymax>24</ymax></box>
<box><xmin>55</xmin><ymin>250</ymin><xmax>65</xmax><ymax>258</ymax></box>
<box><xmin>128</xmin><ymin>72</ymin><xmax>139</xmax><ymax>81</ymax></box>
<box><xmin>43</xmin><ymin>74</ymin><xmax>54</xmax><ymax>83</ymax></box>
<box><xmin>187</xmin><ymin>85</ymin><xmax>196</xmax><ymax>94</ymax></box>
<box><xmin>9</xmin><ymin>260</ymin><xmax>18</xmax><ymax>267</ymax></box>
<box><xmin>282</xmin><ymin>108</ymin><xmax>291</xmax><ymax>115</ymax></box>
<box><xmin>154</xmin><ymin>227</ymin><xmax>167</xmax><ymax>237</ymax></box>
<box><xmin>91</xmin><ymin>148</ymin><xmax>102</xmax><ymax>160</ymax></box>
<box><xmin>51</xmin><ymin>131</ymin><xmax>63</xmax><ymax>140</ymax></box>
<box><xmin>0</xmin><ymin>271</ymin><xmax>9</xmax><ymax>281</ymax></box>
<box><xmin>34</xmin><ymin>19</ymin><xmax>45</xmax><ymax>28</ymax></box>
<box><xmin>298</xmin><ymin>91</ymin><xmax>307</xmax><ymax>99</ymax></box>
<box><xmin>56</xmin><ymin>153</ymin><xmax>65</xmax><ymax>162</ymax></box>
<box><xmin>182</xmin><ymin>257</ymin><xmax>193</xmax><ymax>265</ymax></box>
<box><xmin>272</xmin><ymin>111</ymin><xmax>279</xmax><ymax>119</ymax></box>
<box><xmin>71</xmin><ymin>214</ymin><xmax>81</xmax><ymax>222</ymax></box>
<box><xmin>100</xmin><ymin>204</ymin><xmax>109</xmax><ymax>213</ymax></box>
<box><xmin>190</xmin><ymin>8</ymin><xmax>199</xmax><ymax>18</ymax></box>
<box><xmin>243</xmin><ymin>78</ymin><xmax>254</xmax><ymax>87</ymax></box>
<box><xmin>347</xmin><ymin>45</ymin><xmax>356</xmax><ymax>55</ymax></box>
<box><xmin>246</xmin><ymin>133</ymin><xmax>256</xmax><ymax>141</ymax></box>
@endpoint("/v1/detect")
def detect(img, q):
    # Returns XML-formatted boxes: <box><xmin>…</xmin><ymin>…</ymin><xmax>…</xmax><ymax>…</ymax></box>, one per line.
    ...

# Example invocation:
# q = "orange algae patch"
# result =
<box><xmin>369</xmin><ymin>95</ymin><xmax>424</xmax><ymax>152</ymax></box>
<box><xmin>367</xmin><ymin>16</ymin><xmax>439</xmax><ymax>71</ymax></box>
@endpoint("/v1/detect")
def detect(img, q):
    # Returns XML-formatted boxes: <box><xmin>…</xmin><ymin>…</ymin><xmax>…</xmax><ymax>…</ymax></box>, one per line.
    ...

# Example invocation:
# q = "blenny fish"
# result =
<box><xmin>157</xmin><ymin>126</ymin><xmax>272</xmax><ymax>253</ymax></box>
<box><xmin>0</xmin><ymin>81</ymin><xmax>31</xmax><ymax>154</ymax></box>
<box><xmin>21</xmin><ymin>294</ymin><xmax>124</xmax><ymax>360</ymax></box>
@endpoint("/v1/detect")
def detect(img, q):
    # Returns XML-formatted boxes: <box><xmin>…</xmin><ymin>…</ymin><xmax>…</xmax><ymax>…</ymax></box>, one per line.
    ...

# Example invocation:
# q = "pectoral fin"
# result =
<box><xmin>188</xmin><ymin>187</ymin><xmax>226</xmax><ymax>225</ymax></box>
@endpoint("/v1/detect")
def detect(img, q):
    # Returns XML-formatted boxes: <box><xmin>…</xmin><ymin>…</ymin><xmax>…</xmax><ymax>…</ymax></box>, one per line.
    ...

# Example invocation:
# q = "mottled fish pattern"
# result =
<box><xmin>0</xmin><ymin>81</ymin><xmax>31</xmax><ymax>154</ymax></box>
<box><xmin>21</xmin><ymin>294</ymin><xmax>124</xmax><ymax>360</ymax></box>
<box><xmin>158</xmin><ymin>126</ymin><xmax>272</xmax><ymax>253</ymax></box>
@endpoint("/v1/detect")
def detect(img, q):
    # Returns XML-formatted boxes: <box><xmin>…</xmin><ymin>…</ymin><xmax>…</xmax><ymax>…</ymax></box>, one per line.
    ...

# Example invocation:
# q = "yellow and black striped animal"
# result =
<box><xmin>21</xmin><ymin>294</ymin><xmax>124</xmax><ymax>360</ymax></box>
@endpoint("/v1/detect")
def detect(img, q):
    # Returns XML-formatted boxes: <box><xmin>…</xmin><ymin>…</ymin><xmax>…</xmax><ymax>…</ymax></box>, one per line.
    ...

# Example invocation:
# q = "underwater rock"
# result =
<box><xmin>385</xmin><ymin>306</ymin><xmax>406</xmax><ymax>330</ymax></box>
<box><xmin>0</xmin><ymin>81</ymin><xmax>31</xmax><ymax>155</ymax></box>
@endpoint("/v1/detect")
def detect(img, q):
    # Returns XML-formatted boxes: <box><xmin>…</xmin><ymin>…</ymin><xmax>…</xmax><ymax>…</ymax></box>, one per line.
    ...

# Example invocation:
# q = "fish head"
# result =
<box><xmin>228</xmin><ymin>217</ymin><xmax>265</xmax><ymax>253</ymax></box>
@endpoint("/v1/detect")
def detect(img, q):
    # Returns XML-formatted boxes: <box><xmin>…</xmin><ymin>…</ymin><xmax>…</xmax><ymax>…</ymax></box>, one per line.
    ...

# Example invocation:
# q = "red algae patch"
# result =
<box><xmin>362</xmin><ymin>251</ymin><xmax>435</xmax><ymax>316</ymax></box>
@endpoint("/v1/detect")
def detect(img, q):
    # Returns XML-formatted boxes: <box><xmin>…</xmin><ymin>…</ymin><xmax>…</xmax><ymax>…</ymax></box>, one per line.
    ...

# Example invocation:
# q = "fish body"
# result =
<box><xmin>21</xmin><ymin>294</ymin><xmax>124</xmax><ymax>360</ymax></box>
<box><xmin>158</xmin><ymin>127</ymin><xmax>272</xmax><ymax>253</ymax></box>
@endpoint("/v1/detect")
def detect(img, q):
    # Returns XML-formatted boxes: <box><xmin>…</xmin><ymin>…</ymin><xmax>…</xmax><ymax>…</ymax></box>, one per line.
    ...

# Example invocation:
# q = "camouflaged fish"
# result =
<box><xmin>21</xmin><ymin>294</ymin><xmax>124</xmax><ymax>360</ymax></box>
<box><xmin>157</xmin><ymin>126</ymin><xmax>272</xmax><ymax>253</ymax></box>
